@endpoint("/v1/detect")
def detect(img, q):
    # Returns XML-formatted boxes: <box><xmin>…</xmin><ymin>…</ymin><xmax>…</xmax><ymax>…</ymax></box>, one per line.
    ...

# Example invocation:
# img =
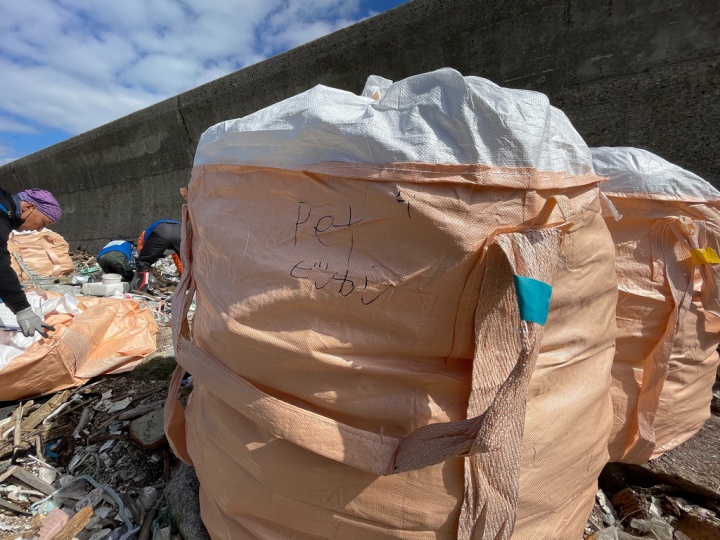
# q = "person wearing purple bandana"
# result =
<box><xmin>0</xmin><ymin>186</ymin><xmax>61</xmax><ymax>338</ymax></box>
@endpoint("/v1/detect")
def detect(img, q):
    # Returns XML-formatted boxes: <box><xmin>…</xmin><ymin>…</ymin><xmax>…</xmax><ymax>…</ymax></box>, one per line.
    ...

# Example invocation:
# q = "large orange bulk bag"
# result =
<box><xmin>0</xmin><ymin>290</ymin><xmax>158</xmax><ymax>401</ymax></box>
<box><xmin>8</xmin><ymin>229</ymin><xmax>74</xmax><ymax>281</ymax></box>
<box><xmin>593</xmin><ymin>146</ymin><xmax>720</xmax><ymax>463</ymax></box>
<box><xmin>166</xmin><ymin>69</ymin><xmax>617</xmax><ymax>540</ymax></box>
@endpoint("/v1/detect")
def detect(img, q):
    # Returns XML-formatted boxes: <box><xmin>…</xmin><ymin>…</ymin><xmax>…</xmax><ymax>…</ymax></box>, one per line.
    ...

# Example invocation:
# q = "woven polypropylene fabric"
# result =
<box><xmin>166</xmin><ymin>71</ymin><xmax>618</xmax><ymax>539</ymax></box>
<box><xmin>594</xmin><ymin>146</ymin><xmax>720</xmax><ymax>463</ymax></box>
<box><xmin>8</xmin><ymin>229</ymin><xmax>74</xmax><ymax>281</ymax></box>
<box><xmin>165</xmin><ymin>163</ymin><xmax>617</xmax><ymax>540</ymax></box>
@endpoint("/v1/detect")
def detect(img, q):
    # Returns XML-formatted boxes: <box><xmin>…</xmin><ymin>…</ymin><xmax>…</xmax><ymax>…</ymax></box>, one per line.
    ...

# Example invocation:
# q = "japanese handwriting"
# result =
<box><xmin>290</xmin><ymin>199</ymin><xmax>395</xmax><ymax>306</ymax></box>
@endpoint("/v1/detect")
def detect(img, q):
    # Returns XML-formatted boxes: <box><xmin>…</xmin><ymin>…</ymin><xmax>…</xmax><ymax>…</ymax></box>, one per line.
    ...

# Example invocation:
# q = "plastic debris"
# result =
<box><xmin>37</xmin><ymin>508</ymin><xmax>71</xmax><ymax>540</ymax></box>
<box><xmin>629</xmin><ymin>518</ymin><xmax>674</xmax><ymax>540</ymax></box>
<box><xmin>597</xmin><ymin>489</ymin><xmax>620</xmax><ymax>527</ymax></box>
<box><xmin>74</xmin><ymin>487</ymin><xmax>105</xmax><ymax>512</ymax></box>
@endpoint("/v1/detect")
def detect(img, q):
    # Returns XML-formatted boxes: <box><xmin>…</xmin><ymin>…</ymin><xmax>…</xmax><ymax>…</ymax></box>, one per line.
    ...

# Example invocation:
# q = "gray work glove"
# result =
<box><xmin>131</xmin><ymin>271</ymin><xmax>150</xmax><ymax>293</ymax></box>
<box><xmin>15</xmin><ymin>307</ymin><xmax>55</xmax><ymax>338</ymax></box>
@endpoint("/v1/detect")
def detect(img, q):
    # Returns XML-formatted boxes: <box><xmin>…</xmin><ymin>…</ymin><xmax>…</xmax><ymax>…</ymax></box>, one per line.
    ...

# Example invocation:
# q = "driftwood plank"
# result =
<box><xmin>0</xmin><ymin>465</ymin><xmax>18</xmax><ymax>483</ymax></box>
<box><xmin>10</xmin><ymin>466</ymin><xmax>55</xmax><ymax>495</ymax></box>
<box><xmin>0</xmin><ymin>496</ymin><xmax>31</xmax><ymax>515</ymax></box>
<box><xmin>0</xmin><ymin>424</ymin><xmax>73</xmax><ymax>460</ymax></box>
<box><xmin>21</xmin><ymin>391</ymin><xmax>70</xmax><ymax>432</ymax></box>
<box><xmin>118</xmin><ymin>399</ymin><xmax>165</xmax><ymax>421</ymax></box>
<box><xmin>13</xmin><ymin>404</ymin><xmax>23</xmax><ymax>448</ymax></box>
<box><xmin>50</xmin><ymin>506</ymin><xmax>93</xmax><ymax>540</ymax></box>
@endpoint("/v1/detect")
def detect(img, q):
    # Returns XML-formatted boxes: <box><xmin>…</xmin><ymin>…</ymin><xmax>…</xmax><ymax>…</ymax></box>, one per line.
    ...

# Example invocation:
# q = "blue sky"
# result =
<box><xmin>0</xmin><ymin>0</ymin><xmax>410</xmax><ymax>165</ymax></box>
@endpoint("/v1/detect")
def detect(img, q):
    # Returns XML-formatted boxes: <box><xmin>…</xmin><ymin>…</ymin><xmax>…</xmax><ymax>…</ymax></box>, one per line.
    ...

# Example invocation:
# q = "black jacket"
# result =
<box><xmin>0</xmin><ymin>187</ymin><xmax>30</xmax><ymax>313</ymax></box>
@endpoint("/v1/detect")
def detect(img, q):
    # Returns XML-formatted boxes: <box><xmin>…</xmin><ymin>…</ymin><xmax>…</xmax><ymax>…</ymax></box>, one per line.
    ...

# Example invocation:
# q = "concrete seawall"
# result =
<box><xmin>1</xmin><ymin>0</ymin><xmax>718</xmax><ymax>251</ymax></box>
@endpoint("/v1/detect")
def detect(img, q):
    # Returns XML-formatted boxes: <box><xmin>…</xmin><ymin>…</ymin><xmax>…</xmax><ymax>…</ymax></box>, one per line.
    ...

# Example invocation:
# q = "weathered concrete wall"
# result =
<box><xmin>1</xmin><ymin>0</ymin><xmax>718</xmax><ymax>251</ymax></box>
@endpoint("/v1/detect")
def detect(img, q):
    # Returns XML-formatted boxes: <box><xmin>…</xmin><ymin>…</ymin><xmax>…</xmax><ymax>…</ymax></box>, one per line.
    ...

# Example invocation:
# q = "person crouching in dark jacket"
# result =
<box><xmin>131</xmin><ymin>220</ymin><xmax>181</xmax><ymax>292</ymax></box>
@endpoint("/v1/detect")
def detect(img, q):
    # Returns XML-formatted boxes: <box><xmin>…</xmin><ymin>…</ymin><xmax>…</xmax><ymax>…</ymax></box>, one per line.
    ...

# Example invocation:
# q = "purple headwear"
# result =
<box><xmin>17</xmin><ymin>189</ymin><xmax>62</xmax><ymax>223</ymax></box>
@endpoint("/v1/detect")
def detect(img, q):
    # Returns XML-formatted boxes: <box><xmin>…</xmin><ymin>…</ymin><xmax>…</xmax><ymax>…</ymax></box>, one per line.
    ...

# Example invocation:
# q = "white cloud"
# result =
<box><xmin>0</xmin><ymin>0</ymin><xmax>376</xmax><ymax>139</ymax></box>
<box><xmin>0</xmin><ymin>117</ymin><xmax>38</xmax><ymax>134</ymax></box>
<box><xmin>0</xmin><ymin>58</ymin><xmax>157</xmax><ymax>133</ymax></box>
<box><xmin>124</xmin><ymin>55</ymin><xmax>204</xmax><ymax>94</ymax></box>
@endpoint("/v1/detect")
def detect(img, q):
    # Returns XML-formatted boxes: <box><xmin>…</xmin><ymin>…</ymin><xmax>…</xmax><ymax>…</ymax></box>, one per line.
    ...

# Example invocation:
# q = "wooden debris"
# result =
<box><xmin>10</xmin><ymin>466</ymin><xmax>55</xmax><ymax>495</ymax></box>
<box><xmin>676</xmin><ymin>512</ymin><xmax>720</xmax><ymax>539</ymax></box>
<box><xmin>0</xmin><ymin>415</ymin><xmax>13</xmax><ymax>432</ymax></box>
<box><xmin>119</xmin><ymin>399</ymin><xmax>165</xmax><ymax>421</ymax></box>
<box><xmin>2</xmin><ymin>401</ymin><xmax>36</xmax><ymax>442</ymax></box>
<box><xmin>640</xmin><ymin>415</ymin><xmax>720</xmax><ymax>499</ymax></box>
<box><xmin>21</xmin><ymin>391</ymin><xmax>70</xmax><ymax>432</ymax></box>
<box><xmin>14</xmin><ymin>404</ymin><xmax>23</xmax><ymax>444</ymax></box>
<box><xmin>0</xmin><ymin>465</ymin><xmax>18</xmax><ymax>483</ymax></box>
<box><xmin>138</xmin><ymin>507</ymin><xmax>157</xmax><ymax>540</ymax></box>
<box><xmin>72</xmin><ymin>406</ymin><xmax>93</xmax><ymax>438</ymax></box>
<box><xmin>0</xmin><ymin>495</ymin><xmax>31</xmax><ymax>515</ymax></box>
<box><xmin>35</xmin><ymin>434</ymin><xmax>44</xmax><ymax>461</ymax></box>
<box><xmin>60</xmin><ymin>397</ymin><xmax>100</xmax><ymax>419</ymax></box>
<box><xmin>111</xmin><ymin>385</ymin><xmax>166</xmax><ymax>405</ymax></box>
<box><xmin>89</xmin><ymin>413</ymin><xmax>121</xmax><ymax>438</ymax></box>
<box><xmin>42</xmin><ymin>403</ymin><xmax>70</xmax><ymax>426</ymax></box>
<box><xmin>11</xmin><ymin>403</ymin><xmax>24</xmax><ymax>461</ymax></box>
<box><xmin>611</xmin><ymin>488</ymin><xmax>648</xmax><ymax>521</ymax></box>
<box><xmin>0</xmin><ymin>533</ymin><xmax>31</xmax><ymax>540</ymax></box>
<box><xmin>0</xmin><ymin>424</ymin><xmax>74</xmax><ymax>460</ymax></box>
<box><xmin>2</xmin><ymin>404</ymin><xmax>22</xmax><ymax>442</ymax></box>
<box><xmin>49</xmin><ymin>506</ymin><xmax>93</xmax><ymax>540</ymax></box>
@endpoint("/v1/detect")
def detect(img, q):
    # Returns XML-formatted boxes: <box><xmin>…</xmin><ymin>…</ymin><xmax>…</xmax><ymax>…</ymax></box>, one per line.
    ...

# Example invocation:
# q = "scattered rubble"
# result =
<box><xmin>68</xmin><ymin>251</ymin><xmax>102</xmax><ymax>281</ymax></box>
<box><xmin>69</xmin><ymin>249</ymin><xmax>176</xmax><ymax>328</ymax></box>
<box><xmin>0</xmin><ymin>324</ymin><xmax>196</xmax><ymax>539</ymax></box>
<box><xmin>0</xmin><ymin>371</ymin><xmax>174</xmax><ymax>539</ymax></box>
<box><xmin>584</xmin><ymin>392</ymin><xmax>720</xmax><ymax>539</ymax></box>
<box><xmin>148</xmin><ymin>259</ymin><xmax>179</xmax><ymax>290</ymax></box>
<box><xmin>0</xmin><ymin>250</ymin><xmax>198</xmax><ymax>540</ymax></box>
<box><xmin>585</xmin><ymin>483</ymin><xmax>720</xmax><ymax>539</ymax></box>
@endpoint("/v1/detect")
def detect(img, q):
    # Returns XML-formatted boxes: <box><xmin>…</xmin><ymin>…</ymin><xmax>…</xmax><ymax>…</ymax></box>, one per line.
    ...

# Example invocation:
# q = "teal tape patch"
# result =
<box><xmin>512</xmin><ymin>275</ymin><xmax>552</xmax><ymax>325</ymax></box>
